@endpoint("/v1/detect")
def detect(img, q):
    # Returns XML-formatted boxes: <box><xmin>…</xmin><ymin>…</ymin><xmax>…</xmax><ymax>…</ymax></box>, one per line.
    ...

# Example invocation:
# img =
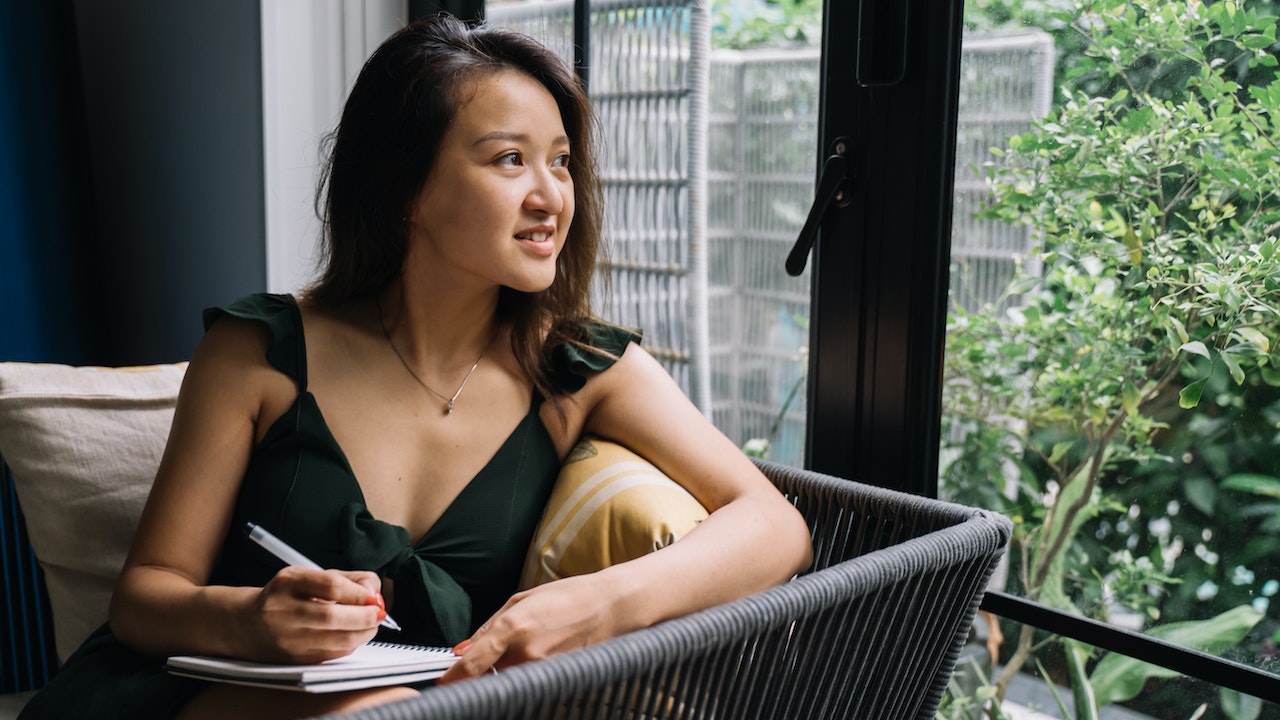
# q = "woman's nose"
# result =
<box><xmin>524</xmin><ymin>167</ymin><xmax>567</xmax><ymax>215</ymax></box>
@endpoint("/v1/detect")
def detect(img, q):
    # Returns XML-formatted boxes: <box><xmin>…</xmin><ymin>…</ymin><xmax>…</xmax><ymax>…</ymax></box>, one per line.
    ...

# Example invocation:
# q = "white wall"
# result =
<box><xmin>260</xmin><ymin>0</ymin><xmax>407</xmax><ymax>294</ymax></box>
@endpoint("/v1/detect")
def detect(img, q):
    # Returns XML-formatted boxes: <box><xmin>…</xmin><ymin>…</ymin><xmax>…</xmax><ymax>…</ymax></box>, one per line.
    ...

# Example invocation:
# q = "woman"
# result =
<box><xmin>19</xmin><ymin>15</ymin><xmax>812</xmax><ymax>720</ymax></box>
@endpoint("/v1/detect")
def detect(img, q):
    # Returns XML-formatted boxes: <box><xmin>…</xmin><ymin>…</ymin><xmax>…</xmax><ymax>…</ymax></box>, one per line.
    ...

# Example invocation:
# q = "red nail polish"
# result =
<box><xmin>452</xmin><ymin>639</ymin><xmax>472</xmax><ymax>655</ymax></box>
<box><xmin>378</xmin><ymin>608</ymin><xmax>387</xmax><ymax>621</ymax></box>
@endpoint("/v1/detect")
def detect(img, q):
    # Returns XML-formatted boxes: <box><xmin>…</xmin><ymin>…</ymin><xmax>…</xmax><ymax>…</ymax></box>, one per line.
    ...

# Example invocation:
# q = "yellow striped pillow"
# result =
<box><xmin>519</xmin><ymin>437</ymin><xmax>708</xmax><ymax>590</ymax></box>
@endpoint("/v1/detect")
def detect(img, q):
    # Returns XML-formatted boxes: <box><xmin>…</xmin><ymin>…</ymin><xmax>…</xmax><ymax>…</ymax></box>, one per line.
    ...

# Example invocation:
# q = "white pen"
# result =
<box><xmin>245</xmin><ymin>522</ymin><xmax>402</xmax><ymax>631</ymax></box>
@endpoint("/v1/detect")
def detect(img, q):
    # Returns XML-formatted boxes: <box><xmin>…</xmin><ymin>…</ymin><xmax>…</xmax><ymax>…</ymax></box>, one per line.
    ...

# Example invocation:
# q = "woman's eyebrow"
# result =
<box><xmin>473</xmin><ymin>131</ymin><xmax>571</xmax><ymax>147</ymax></box>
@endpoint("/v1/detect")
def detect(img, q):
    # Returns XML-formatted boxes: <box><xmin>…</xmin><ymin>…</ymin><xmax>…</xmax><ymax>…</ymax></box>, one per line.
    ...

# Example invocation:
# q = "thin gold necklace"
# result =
<box><xmin>375</xmin><ymin>297</ymin><xmax>498</xmax><ymax>416</ymax></box>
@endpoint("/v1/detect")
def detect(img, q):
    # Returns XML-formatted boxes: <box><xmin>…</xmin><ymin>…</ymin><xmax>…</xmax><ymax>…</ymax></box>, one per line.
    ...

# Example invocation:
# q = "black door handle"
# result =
<box><xmin>786</xmin><ymin>138</ymin><xmax>852</xmax><ymax>277</ymax></box>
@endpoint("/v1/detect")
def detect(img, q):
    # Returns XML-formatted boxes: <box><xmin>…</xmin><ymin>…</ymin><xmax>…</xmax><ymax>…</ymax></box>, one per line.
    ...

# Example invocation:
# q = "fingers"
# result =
<box><xmin>336</xmin><ymin>570</ymin><xmax>388</xmax><ymax>623</ymax></box>
<box><xmin>437</xmin><ymin>595</ymin><xmax>554</xmax><ymax>685</ymax></box>
<box><xmin>277</xmin><ymin>567</ymin><xmax>379</xmax><ymax>605</ymax></box>
<box><xmin>442</xmin><ymin>635</ymin><xmax>496</xmax><ymax>681</ymax></box>
<box><xmin>251</xmin><ymin>568</ymin><xmax>386</xmax><ymax>664</ymax></box>
<box><xmin>337</xmin><ymin>569</ymin><xmax>384</xmax><ymax>598</ymax></box>
<box><xmin>268</xmin><ymin>567</ymin><xmax>384</xmax><ymax>630</ymax></box>
<box><xmin>440</xmin><ymin>578</ymin><xmax>613</xmax><ymax>684</ymax></box>
<box><xmin>438</xmin><ymin>627</ymin><xmax>506</xmax><ymax>684</ymax></box>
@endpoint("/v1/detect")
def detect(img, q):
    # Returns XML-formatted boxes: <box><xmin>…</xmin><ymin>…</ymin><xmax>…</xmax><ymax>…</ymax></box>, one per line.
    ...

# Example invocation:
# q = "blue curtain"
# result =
<box><xmin>0</xmin><ymin>1</ymin><xmax>94</xmax><ymax>364</ymax></box>
<box><xmin>1</xmin><ymin>6</ymin><xmax>91</xmax><ymax>689</ymax></box>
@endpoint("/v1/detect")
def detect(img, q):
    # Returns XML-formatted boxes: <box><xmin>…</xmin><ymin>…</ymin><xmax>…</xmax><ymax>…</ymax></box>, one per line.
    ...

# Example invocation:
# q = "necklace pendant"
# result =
<box><xmin>445</xmin><ymin>399</ymin><xmax>455</xmax><ymax>415</ymax></box>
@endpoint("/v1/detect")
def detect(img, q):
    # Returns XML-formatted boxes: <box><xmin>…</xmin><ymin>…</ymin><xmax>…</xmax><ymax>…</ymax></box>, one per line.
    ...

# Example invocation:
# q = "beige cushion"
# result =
<box><xmin>519</xmin><ymin>437</ymin><xmax>708</xmax><ymax>590</ymax></box>
<box><xmin>0</xmin><ymin>362</ymin><xmax>186</xmax><ymax>661</ymax></box>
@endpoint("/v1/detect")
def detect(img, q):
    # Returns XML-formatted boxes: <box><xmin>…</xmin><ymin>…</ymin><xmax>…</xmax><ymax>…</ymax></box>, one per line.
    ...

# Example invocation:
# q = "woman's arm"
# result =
<box><xmin>442</xmin><ymin>342</ymin><xmax>813</xmax><ymax>680</ymax></box>
<box><xmin>108</xmin><ymin>317</ymin><xmax>383</xmax><ymax>663</ymax></box>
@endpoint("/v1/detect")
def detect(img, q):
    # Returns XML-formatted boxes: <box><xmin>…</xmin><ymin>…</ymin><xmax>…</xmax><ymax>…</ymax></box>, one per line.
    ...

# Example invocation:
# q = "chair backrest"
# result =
<box><xmin>1</xmin><ymin>456</ymin><xmax>59</xmax><ymax>694</ymax></box>
<box><xmin>325</xmin><ymin>460</ymin><xmax>1012</xmax><ymax>720</ymax></box>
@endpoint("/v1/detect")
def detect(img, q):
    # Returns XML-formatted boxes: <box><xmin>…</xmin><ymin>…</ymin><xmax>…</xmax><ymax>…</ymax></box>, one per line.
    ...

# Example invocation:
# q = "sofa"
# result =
<box><xmin>0</xmin><ymin>361</ymin><xmax>1011</xmax><ymax>719</ymax></box>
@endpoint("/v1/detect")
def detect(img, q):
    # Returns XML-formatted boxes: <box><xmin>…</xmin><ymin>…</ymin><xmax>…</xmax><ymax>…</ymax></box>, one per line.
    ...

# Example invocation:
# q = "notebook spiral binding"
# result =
<box><xmin>368</xmin><ymin>641</ymin><xmax>452</xmax><ymax>654</ymax></box>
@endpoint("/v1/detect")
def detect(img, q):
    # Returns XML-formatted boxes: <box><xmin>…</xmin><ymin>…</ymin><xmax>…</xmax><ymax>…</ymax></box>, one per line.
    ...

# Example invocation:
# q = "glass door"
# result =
<box><xmin>942</xmin><ymin>1</ymin><xmax>1280</xmax><ymax>716</ymax></box>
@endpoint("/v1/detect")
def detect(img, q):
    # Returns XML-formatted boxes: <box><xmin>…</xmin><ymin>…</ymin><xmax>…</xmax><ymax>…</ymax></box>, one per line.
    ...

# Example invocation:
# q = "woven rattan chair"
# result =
<box><xmin>0</xmin><ymin>445</ymin><xmax>1009</xmax><ymax>718</ymax></box>
<box><xmin>320</xmin><ymin>459</ymin><xmax>1012</xmax><ymax>720</ymax></box>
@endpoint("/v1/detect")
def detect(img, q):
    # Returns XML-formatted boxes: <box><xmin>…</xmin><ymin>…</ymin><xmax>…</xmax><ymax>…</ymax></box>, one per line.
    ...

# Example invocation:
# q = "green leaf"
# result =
<box><xmin>1179</xmin><ymin>377</ymin><xmax>1209</xmax><ymax>408</ymax></box>
<box><xmin>1090</xmin><ymin>606</ymin><xmax>1264</xmax><ymax>707</ymax></box>
<box><xmin>1235</xmin><ymin>327</ymin><xmax>1271</xmax><ymax>353</ymax></box>
<box><xmin>1064</xmin><ymin>638</ymin><xmax>1099</xmax><ymax>720</ymax></box>
<box><xmin>1121</xmin><ymin>382</ymin><xmax>1142</xmax><ymax>418</ymax></box>
<box><xmin>1262</xmin><ymin>365</ymin><xmax>1280</xmax><ymax>387</ymax></box>
<box><xmin>1007</xmin><ymin>275</ymin><xmax>1041</xmax><ymax>295</ymax></box>
<box><xmin>1241</xmin><ymin>33</ymin><xmax>1275</xmax><ymax>50</ymax></box>
<box><xmin>1221</xmin><ymin>351</ymin><xmax>1246</xmax><ymax>385</ymax></box>
<box><xmin>1123</xmin><ymin>226</ymin><xmax>1142</xmax><ymax>264</ymax></box>
<box><xmin>1222</xmin><ymin>474</ymin><xmax>1280</xmax><ymax>500</ymax></box>
<box><xmin>1048</xmin><ymin>441</ymin><xmax>1074</xmax><ymax>465</ymax></box>
<box><xmin>1180</xmin><ymin>341</ymin><xmax>1211</xmax><ymax>359</ymax></box>
<box><xmin>1221</xmin><ymin>687</ymin><xmax>1263</xmax><ymax>720</ymax></box>
<box><xmin>1184</xmin><ymin>477</ymin><xmax>1217</xmax><ymax>516</ymax></box>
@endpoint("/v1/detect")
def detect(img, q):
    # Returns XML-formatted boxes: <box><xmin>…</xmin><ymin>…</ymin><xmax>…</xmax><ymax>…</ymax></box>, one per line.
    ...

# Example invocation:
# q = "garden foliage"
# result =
<box><xmin>945</xmin><ymin>0</ymin><xmax>1280</xmax><ymax>716</ymax></box>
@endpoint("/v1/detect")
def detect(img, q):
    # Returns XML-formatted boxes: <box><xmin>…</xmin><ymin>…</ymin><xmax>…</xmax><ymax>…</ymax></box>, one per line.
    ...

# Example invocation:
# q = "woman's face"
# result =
<box><xmin>409</xmin><ymin>69</ymin><xmax>575</xmax><ymax>294</ymax></box>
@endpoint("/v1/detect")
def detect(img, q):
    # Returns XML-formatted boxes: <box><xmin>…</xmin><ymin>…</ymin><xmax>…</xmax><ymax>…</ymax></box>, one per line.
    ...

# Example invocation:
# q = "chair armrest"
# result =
<box><xmin>320</xmin><ymin>462</ymin><xmax>1011</xmax><ymax>720</ymax></box>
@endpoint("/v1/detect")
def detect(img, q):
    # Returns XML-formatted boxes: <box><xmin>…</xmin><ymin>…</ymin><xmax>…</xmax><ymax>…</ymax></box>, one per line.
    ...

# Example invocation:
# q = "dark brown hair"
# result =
<box><xmin>305</xmin><ymin>15</ymin><xmax>606</xmax><ymax>401</ymax></box>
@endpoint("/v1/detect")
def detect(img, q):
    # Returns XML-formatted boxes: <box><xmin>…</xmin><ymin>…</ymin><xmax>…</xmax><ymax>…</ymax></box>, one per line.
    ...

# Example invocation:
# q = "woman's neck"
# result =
<box><xmin>375</xmin><ymin>279</ymin><xmax>502</xmax><ymax>372</ymax></box>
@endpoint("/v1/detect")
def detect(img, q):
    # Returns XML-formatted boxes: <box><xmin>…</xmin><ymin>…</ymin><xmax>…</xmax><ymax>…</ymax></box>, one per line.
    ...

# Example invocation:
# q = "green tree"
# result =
<box><xmin>710</xmin><ymin>0</ymin><xmax>821</xmax><ymax>49</ymax></box>
<box><xmin>944</xmin><ymin>0</ymin><xmax>1280</xmax><ymax>715</ymax></box>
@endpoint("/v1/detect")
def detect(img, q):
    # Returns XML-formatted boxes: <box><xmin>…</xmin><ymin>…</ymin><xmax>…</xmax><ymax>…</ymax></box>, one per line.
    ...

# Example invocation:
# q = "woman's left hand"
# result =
<box><xmin>438</xmin><ymin>573</ymin><xmax>621</xmax><ymax>683</ymax></box>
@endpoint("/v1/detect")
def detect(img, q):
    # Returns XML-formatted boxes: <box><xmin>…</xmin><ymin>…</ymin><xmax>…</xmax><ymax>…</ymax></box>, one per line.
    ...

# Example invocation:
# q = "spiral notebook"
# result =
<box><xmin>165</xmin><ymin>641</ymin><xmax>456</xmax><ymax>693</ymax></box>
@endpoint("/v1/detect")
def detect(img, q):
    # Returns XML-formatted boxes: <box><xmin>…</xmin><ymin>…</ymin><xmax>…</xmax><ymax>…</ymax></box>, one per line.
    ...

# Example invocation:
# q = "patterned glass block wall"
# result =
<box><xmin>488</xmin><ymin>0</ymin><xmax>711</xmax><ymax>413</ymax></box>
<box><xmin>706</xmin><ymin>49</ymin><xmax>817</xmax><ymax>466</ymax></box>
<box><xmin>951</xmin><ymin>30</ymin><xmax>1054</xmax><ymax>314</ymax></box>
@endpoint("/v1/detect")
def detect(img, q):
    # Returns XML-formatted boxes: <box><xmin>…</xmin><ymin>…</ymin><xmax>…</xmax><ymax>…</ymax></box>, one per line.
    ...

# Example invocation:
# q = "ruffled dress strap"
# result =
<box><xmin>546</xmin><ymin>321</ymin><xmax>642</xmax><ymax>394</ymax></box>
<box><xmin>202</xmin><ymin>293</ymin><xmax>307</xmax><ymax>390</ymax></box>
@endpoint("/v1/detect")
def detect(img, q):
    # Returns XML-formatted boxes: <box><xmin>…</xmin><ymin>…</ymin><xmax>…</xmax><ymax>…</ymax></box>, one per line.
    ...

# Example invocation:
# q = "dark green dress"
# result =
<box><xmin>19</xmin><ymin>293</ymin><xmax>639</xmax><ymax>720</ymax></box>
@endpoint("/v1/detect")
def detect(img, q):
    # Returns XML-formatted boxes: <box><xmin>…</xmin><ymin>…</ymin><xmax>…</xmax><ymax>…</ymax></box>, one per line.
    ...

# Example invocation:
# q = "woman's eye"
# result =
<box><xmin>552</xmin><ymin>153</ymin><xmax>570</xmax><ymax>168</ymax></box>
<box><xmin>496</xmin><ymin>152</ymin><xmax>522</xmax><ymax>166</ymax></box>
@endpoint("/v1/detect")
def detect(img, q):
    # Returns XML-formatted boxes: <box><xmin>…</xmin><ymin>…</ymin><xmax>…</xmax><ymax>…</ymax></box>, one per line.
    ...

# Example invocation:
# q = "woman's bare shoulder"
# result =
<box><xmin>187</xmin><ymin>313</ymin><xmax>296</xmax><ymax>439</ymax></box>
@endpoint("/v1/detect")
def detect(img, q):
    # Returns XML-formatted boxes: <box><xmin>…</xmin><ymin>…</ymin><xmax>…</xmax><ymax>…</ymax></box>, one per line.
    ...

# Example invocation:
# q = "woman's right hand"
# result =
<box><xmin>241</xmin><ymin>568</ymin><xmax>385</xmax><ymax>664</ymax></box>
